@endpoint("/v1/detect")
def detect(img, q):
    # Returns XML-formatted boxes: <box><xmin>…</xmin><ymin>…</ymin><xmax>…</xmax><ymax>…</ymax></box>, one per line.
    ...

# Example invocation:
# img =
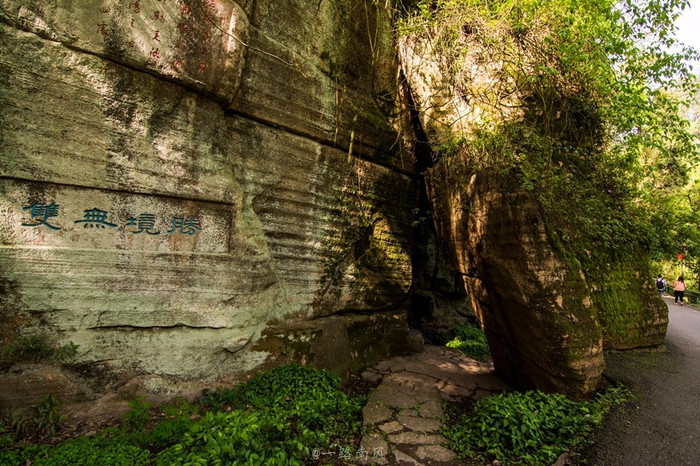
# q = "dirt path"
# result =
<box><xmin>583</xmin><ymin>298</ymin><xmax>700</xmax><ymax>465</ymax></box>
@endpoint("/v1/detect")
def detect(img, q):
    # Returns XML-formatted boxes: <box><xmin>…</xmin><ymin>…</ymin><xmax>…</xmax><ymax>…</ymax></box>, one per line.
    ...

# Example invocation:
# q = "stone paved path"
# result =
<box><xmin>358</xmin><ymin>345</ymin><xmax>511</xmax><ymax>465</ymax></box>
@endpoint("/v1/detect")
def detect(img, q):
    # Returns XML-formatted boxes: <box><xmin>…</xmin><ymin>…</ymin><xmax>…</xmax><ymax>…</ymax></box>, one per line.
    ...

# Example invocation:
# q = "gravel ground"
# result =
<box><xmin>582</xmin><ymin>298</ymin><xmax>700</xmax><ymax>465</ymax></box>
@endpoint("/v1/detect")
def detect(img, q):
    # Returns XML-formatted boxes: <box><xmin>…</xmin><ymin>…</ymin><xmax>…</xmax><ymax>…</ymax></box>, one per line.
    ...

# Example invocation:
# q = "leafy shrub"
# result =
<box><xmin>34</xmin><ymin>395</ymin><xmax>66</xmax><ymax>437</ymax></box>
<box><xmin>54</xmin><ymin>341</ymin><xmax>79</xmax><ymax>362</ymax></box>
<box><xmin>586</xmin><ymin>385</ymin><xmax>632</xmax><ymax>425</ymax></box>
<box><xmin>142</xmin><ymin>398</ymin><xmax>199</xmax><ymax>450</ymax></box>
<box><xmin>5</xmin><ymin>334</ymin><xmax>55</xmax><ymax>361</ymax></box>
<box><xmin>0</xmin><ymin>422</ymin><xmax>14</xmax><ymax>448</ymax></box>
<box><xmin>0</xmin><ymin>364</ymin><xmax>365</xmax><ymax>466</ymax></box>
<box><xmin>445</xmin><ymin>322</ymin><xmax>491</xmax><ymax>361</ymax></box>
<box><xmin>1</xmin><ymin>335</ymin><xmax>78</xmax><ymax>364</ymax></box>
<box><xmin>201</xmin><ymin>363</ymin><xmax>364</xmax><ymax>442</ymax></box>
<box><xmin>443</xmin><ymin>387</ymin><xmax>630</xmax><ymax>465</ymax></box>
<box><xmin>123</xmin><ymin>395</ymin><xmax>152</xmax><ymax>430</ymax></box>
<box><xmin>4</xmin><ymin>395</ymin><xmax>66</xmax><ymax>439</ymax></box>
<box><xmin>8</xmin><ymin>410</ymin><xmax>32</xmax><ymax>438</ymax></box>
<box><xmin>161</xmin><ymin>364</ymin><xmax>366</xmax><ymax>465</ymax></box>
<box><xmin>0</xmin><ymin>444</ymin><xmax>51</xmax><ymax>466</ymax></box>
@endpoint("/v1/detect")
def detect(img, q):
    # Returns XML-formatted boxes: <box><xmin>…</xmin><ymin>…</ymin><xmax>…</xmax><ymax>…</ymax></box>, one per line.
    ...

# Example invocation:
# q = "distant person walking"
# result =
<box><xmin>656</xmin><ymin>275</ymin><xmax>667</xmax><ymax>297</ymax></box>
<box><xmin>673</xmin><ymin>276</ymin><xmax>686</xmax><ymax>305</ymax></box>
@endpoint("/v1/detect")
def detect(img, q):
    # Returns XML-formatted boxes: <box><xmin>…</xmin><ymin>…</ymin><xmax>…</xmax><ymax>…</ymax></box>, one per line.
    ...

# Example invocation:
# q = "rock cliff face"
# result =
<box><xmin>0</xmin><ymin>0</ymin><xmax>415</xmax><ymax>412</ymax></box>
<box><xmin>0</xmin><ymin>0</ymin><xmax>668</xmax><ymax>411</ymax></box>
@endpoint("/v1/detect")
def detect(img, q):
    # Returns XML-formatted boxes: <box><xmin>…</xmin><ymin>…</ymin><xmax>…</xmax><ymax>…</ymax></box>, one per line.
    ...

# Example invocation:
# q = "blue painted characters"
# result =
<box><xmin>21</xmin><ymin>200</ymin><xmax>201</xmax><ymax>237</ymax></box>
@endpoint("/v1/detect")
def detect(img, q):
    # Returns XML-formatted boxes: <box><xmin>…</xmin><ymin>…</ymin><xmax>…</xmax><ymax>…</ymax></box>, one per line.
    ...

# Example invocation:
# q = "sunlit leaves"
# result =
<box><xmin>398</xmin><ymin>0</ymin><xmax>699</xmax><ymax>261</ymax></box>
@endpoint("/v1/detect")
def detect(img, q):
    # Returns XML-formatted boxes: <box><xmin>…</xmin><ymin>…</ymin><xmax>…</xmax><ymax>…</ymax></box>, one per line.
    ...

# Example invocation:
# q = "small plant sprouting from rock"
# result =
<box><xmin>123</xmin><ymin>395</ymin><xmax>152</xmax><ymax>431</ymax></box>
<box><xmin>4</xmin><ymin>395</ymin><xmax>67</xmax><ymax>439</ymax></box>
<box><xmin>1</xmin><ymin>334</ymin><xmax>79</xmax><ymax>364</ymax></box>
<box><xmin>54</xmin><ymin>341</ymin><xmax>79</xmax><ymax>362</ymax></box>
<box><xmin>0</xmin><ymin>423</ymin><xmax>14</xmax><ymax>449</ymax></box>
<box><xmin>3</xmin><ymin>334</ymin><xmax>54</xmax><ymax>362</ymax></box>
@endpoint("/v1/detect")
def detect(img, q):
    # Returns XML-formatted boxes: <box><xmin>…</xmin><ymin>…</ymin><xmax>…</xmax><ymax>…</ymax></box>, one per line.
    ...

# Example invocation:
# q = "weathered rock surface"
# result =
<box><xmin>590</xmin><ymin>257</ymin><xmax>669</xmax><ymax>350</ymax></box>
<box><xmin>401</xmin><ymin>34</ymin><xmax>611</xmax><ymax>393</ymax></box>
<box><xmin>0</xmin><ymin>0</ymin><xmax>669</xmax><ymax>415</ymax></box>
<box><xmin>430</xmin><ymin>170</ymin><xmax>605</xmax><ymax>396</ymax></box>
<box><xmin>399</xmin><ymin>21</ymin><xmax>667</xmax><ymax>398</ymax></box>
<box><xmin>0</xmin><ymin>0</ymin><xmax>413</xmax><ymax>413</ymax></box>
<box><xmin>0</xmin><ymin>0</ymin><xmax>249</xmax><ymax>102</ymax></box>
<box><xmin>422</xmin><ymin>149</ymin><xmax>665</xmax><ymax>396</ymax></box>
<box><xmin>253</xmin><ymin>310</ymin><xmax>414</xmax><ymax>378</ymax></box>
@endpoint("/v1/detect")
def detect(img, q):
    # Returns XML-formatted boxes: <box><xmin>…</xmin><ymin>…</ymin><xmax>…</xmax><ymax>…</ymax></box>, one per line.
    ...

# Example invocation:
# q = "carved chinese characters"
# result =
<box><xmin>2</xmin><ymin>181</ymin><xmax>230</xmax><ymax>254</ymax></box>
<box><xmin>22</xmin><ymin>202</ymin><xmax>202</xmax><ymax>236</ymax></box>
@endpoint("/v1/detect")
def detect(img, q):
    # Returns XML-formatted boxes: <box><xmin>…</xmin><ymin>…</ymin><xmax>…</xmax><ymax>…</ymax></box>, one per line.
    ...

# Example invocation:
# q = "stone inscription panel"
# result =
<box><xmin>0</xmin><ymin>179</ymin><xmax>232</xmax><ymax>254</ymax></box>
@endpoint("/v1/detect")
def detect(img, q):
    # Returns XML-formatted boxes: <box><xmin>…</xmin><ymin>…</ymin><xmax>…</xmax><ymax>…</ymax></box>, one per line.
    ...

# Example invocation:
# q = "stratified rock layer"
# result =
<box><xmin>427</xmin><ymin>168</ymin><xmax>605</xmax><ymax>397</ymax></box>
<box><xmin>1</xmin><ymin>0</ymin><xmax>670</xmax><ymax>411</ymax></box>
<box><xmin>590</xmin><ymin>257</ymin><xmax>669</xmax><ymax>350</ymax></box>
<box><xmin>0</xmin><ymin>0</ymin><xmax>413</xmax><ymax>411</ymax></box>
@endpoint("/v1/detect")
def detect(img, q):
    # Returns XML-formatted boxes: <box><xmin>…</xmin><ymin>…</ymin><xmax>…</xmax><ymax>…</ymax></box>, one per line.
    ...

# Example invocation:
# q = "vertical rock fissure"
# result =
<box><xmin>399</xmin><ymin>70</ymin><xmax>473</xmax><ymax>342</ymax></box>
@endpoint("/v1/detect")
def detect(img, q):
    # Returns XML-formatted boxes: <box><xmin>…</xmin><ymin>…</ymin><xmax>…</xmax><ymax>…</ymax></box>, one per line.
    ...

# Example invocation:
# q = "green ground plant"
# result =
<box><xmin>0</xmin><ymin>364</ymin><xmax>365</xmax><ymax>466</ymax></box>
<box><xmin>145</xmin><ymin>397</ymin><xmax>199</xmax><ymax>450</ymax></box>
<box><xmin>2</xmin><ymin>334</ymin><xmax>54</xmax><ymax>362</ymax></box>
<box><xmin>2</xmin><ymin>394</ymin><xmax>67</xmax><ymax>439</ymax></box>
<box><xmin>1</xmin><ymin>335</ymin><xmax>79</xmax><ymax>365</ymax></box>
<box><xmin>54</xmin><ymin>341</ymin><xmax>80</xmax><ymax>362</ymax></box>
<box><xmin>29</xmin><ymin>436</ymin><xmax>151</xmax><ymax>466</ymax></box>
<box><xmin>446</xmin><ymin>322</ymin><xmax>491</xmax><ymax>361</ymax></box>
<box><xmin>33</xmin><ymin>395</ymin><xmax>66</xmax><ymax>437</ymax></box>
<box><xmin>122</xmin><ymin>395</ymin><xmax>152</xmax><ymax>431</ymax></box>
<box><xmin>197</xmin><ymin>363</ymin><xmax>365</xmax><ymax>459</ymax></box>
<box><xmin>443</xmin><ymin>386</ymin><xmax>631</xmax><ymax>465</ymax></box>
<box><xmin>0</xmin><ymin>423</ymin><xmax>14</xmax><ymax>449</ymax></box>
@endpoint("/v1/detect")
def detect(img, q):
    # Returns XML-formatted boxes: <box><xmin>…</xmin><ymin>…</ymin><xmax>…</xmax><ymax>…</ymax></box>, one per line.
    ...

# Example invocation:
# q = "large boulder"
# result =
<box><xmin>398</xmin><ymin>17</ymin><xmax>667</xmax><ymax>398</ymax></box>
<box><xmin>427</xmin><ymin>167</ymin><xmax>605</xmax><ymax>397</ymax></box>
<box><xmin>589</xmin><ymin>258</ymin><xmax>669</xmax><ymax>350</ymax></box>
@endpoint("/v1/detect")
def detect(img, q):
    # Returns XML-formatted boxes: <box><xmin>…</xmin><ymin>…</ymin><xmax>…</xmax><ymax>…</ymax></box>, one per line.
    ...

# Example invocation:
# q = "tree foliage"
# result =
<box><xmin>397</xmin><ymin>0</ymin><xmax>699</xmax><ymax>263</ymax></box>
<box><xmin>637</xmin><ymin>72</ymin><xmax>700</xmax><ymax>289</ymax></box>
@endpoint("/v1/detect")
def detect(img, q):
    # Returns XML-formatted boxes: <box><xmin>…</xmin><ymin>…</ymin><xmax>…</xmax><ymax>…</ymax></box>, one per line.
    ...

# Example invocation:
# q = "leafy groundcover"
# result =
<box><xmin>0</xmin><ymin>364</ymin><xmax>366</xmax><ymax>466</ymax></box>
<box><xmin>443</xmin><ymin>386</ymin><xmax>630</xmax><ymax>465</ymax></box>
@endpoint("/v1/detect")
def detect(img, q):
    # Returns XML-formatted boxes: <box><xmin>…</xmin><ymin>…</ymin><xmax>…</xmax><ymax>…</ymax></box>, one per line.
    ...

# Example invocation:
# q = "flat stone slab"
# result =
<box><xmin>436</xmin><ymin>379</ymin><xmax>475</xmax><ymax>401</ymax></box>
<box><xmin>359</xmin><ymin>433</ymin><xmax>390</xmax><ymax>465</ymax></box>
<box><xmin>418</xmin><ymin>399</ymin><xmax>444</xmax><ymax>419</ymax></box>
<box><xmin>369</xmin><ymin>376</ymin><xmax>437</xmax><ymax>409</ymax></box>
<box><xmin>363</xmin><ymin>401</ymin><xmax>393</xmax><ymax>425</ymax></box>
<box><xmin>361</xmin><ymin>369</ymin><xmax>384</xmax><ymax>384</ymax></box>
<box><xmin>372</xmin><ymin>345</ymin><xmax>509</xmax><ymax>396</ymax></box>
<box><xmin>415</xmin><ymin>444</ymin><xmax>458</xmax><ymax>462</ymax></box>
<box><xmin>396</xmin><ymin>413</ymin><xmax>441</xmax><ymax>433</ymax></box>
<box><xmin>392</xmin><ymin>449</ymin><xmax>425</xmax><ymax>465</ymax></box>
<box><xmin>379</xmin><ymin>420</ymin><xmax>404</xmax><ymax>434</ymax></box>
<box><xmin>388</xmin><ymin>432</ymin><xmax>447</xmax><ymax>446</ymax></box>
<box><xmin>384</xmin><ymin>371</ymin><xmax>442</xmax><ymax>394</ymax></box>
